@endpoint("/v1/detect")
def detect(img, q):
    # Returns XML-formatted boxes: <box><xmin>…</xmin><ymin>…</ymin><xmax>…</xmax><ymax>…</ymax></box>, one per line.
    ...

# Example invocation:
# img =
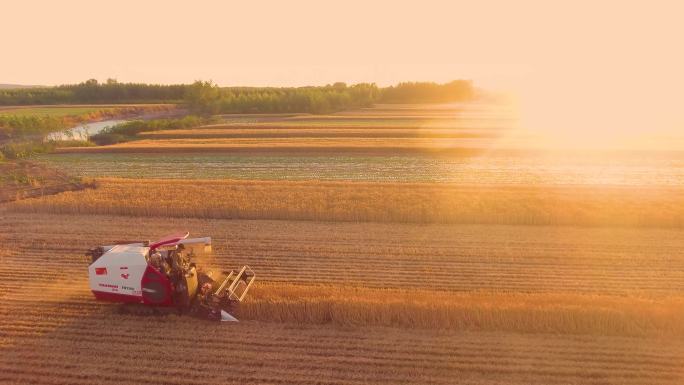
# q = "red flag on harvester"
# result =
<box><xmin>95</xmin><ymin>267</ymin><xmax>107</xmax><ymax>275</ymax></box>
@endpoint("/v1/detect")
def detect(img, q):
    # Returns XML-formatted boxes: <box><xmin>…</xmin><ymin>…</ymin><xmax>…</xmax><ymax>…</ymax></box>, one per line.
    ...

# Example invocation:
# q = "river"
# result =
<box><xmin>46</xmin><ymin>119</ymin><xmax>129</xmax><ymax>141</ymax></box>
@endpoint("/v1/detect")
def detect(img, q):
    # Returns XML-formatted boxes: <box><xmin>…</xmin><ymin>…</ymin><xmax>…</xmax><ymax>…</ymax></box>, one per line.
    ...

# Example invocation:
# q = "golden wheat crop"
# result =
<box><xmin>8</xmin><ymin>178</ymin><xmax>684</xmax><ymax>228</ymax></box>
<box><xmin>237</xmin><ymin>283</ymin><xmax>684</xmax><ymax>336</ymax></box>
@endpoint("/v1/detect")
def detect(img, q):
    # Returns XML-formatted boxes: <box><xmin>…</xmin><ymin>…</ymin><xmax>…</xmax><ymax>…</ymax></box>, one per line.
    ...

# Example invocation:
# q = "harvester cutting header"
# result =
<box><xmin>86</xmin><ymin>232</ymin><xmax>255</xmax><ymax>321</ymax></box>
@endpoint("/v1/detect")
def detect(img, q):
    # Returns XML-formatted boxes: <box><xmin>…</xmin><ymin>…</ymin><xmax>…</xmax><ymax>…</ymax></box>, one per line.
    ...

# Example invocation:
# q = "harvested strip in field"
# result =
<box><xmin>8</xmin><ymin>178</ymin><xmax>684</xmax><ymax>228</ymax></box>
<box><xmin>3</xmin><ymin>213</ymin><xmax>684</xmax><ymax>295</ymax></box>
<box><xmin>54</xmin><ymin>137</ymin><xmax>509</xmax><ymax>155</ymax></box>
<box><xmin>191</xmin><ymin>121</ymin><xmax>511</xmax><ymax>130</ymax></box>
<box><xmin>137</xmin><ymin>127</ymin><xmax>502</xmax><ymax>139</ymax></box>
<box><xmin>243</xmin><ymin>116</ymin><xmax>512</xmax><ymax>127</ymax></box>
<box><xmin>113</xmin><ymin>137</ymin><xmax>501</xmax><ymax>147</ymax></box>
<box><xmin>3</xmin><ymin>318</ymin><xmax>682</xmax><ymax>385</ymax></box>
<box><xmin>237</xmin><ymin>283</ymin><xmax>684</xmax><ymax>336</ymax></box>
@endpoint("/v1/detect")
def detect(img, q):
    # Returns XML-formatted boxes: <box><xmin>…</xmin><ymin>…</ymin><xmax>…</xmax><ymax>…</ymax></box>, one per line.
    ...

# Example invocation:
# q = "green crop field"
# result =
<box><xmin>0</xmin><ymin>106</ymin><xmax>117</xmax><ymax>118</ymax></box>
<box><xmin>36</xmin><ymin>151</ymin><xmax>684</xmax><ymax>186</ymax></box>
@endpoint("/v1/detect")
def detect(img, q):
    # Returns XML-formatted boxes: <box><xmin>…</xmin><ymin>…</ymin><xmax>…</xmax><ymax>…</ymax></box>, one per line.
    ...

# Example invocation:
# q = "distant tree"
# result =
<box><xmin>185</xmin><ymin>81</ymin><xmax>221</xmax><ymax>114</ymax></box>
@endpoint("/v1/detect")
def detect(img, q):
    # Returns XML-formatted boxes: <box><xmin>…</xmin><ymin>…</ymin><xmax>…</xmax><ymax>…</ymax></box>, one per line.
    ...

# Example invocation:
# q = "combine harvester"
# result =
<box><xmin>86</xmin><ymin>232</ymin><xmax>255</xmax><ymax>322</ymax></box>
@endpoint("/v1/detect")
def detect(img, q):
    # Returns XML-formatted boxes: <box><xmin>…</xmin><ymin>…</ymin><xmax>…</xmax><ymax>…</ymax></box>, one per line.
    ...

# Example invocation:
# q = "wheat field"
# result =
<box><xmin>8</xmin><ymin>178</ymin><xmax>684</xmax><ymax>227</ymax></box>
<box><xmin>3</xmin><ymin>103</ymin><xmax>684</xmax><ymax>384</ymax></box>
<box><xmin>1</xmin><ymin>212</ymin><xmax>683</xmax><ymax>384</ymax></box>
<box><xmin>239</xmin><ymin>283</ymin><xmax>684</xmax><ymax>336</ymax></box>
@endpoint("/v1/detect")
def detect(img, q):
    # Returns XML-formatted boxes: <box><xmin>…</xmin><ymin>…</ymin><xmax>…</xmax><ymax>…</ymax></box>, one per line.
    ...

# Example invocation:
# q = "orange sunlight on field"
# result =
<box><xmin>3</xmin><ymin>2</ymin><xmax>684</xmax><ymax>384</ymax></box>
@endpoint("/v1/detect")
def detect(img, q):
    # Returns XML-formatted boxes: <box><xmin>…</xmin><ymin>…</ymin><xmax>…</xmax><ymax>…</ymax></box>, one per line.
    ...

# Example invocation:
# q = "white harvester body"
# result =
<box><xmin>89</xmin><ymin>244</ymin><xmax>148</xmax><ymax>301</ymax></box>
<box><xmin>86</xmin><ymin>233</ymin><xmax>255</xmax><ymax>321</ymax></box>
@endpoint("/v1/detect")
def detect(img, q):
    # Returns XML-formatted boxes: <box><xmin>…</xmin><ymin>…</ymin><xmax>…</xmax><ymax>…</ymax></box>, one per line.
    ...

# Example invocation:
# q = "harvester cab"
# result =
<box><xmin>86</xmin><ymin>232</ymin><xmax>255</xmax><ymax>322</ymax></box>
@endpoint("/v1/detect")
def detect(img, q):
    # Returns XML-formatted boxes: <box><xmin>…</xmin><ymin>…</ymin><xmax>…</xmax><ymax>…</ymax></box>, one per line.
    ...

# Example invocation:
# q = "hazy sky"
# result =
<box><xmin>3</xmin><ymin>1</ymin><xmax>683</xmax><ymax>139</ymax></box>
<box><xmin>2</xmin><ymin>0</ymin><xmax>680</xmax><ymax>89</ymax></box>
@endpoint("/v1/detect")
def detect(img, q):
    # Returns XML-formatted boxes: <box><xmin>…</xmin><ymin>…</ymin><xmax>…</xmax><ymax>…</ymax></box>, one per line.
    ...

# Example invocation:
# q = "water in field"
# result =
<box><xmin>36</xmin><ymin>152</ymin><xmax>684</xmax><ymax>186</ymax></box>
<box><xmin>46</xmin><ymin>119</ymin><xmax>128</xmax><ymax>141</ymax></box>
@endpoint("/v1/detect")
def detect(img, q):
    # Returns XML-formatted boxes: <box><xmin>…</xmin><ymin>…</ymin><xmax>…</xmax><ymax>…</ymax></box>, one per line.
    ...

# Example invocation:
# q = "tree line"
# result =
<box><xmin>185</xmin><ymin>81</ymin><xmax>381</xmax><ymax>114</ymax></box>
<box><xmin>0</xmin><ymin>79</ymin><xmax>186</xmax><ymax>105</ymax></box>
<box><xmin>185</xmin><ymin>80</ymin><xmax>475</xmax><ymax>114</ymax></box>
<box><xmin>0</xmin><ymin>79</ymin><xmax>476</xmax><ymax>112</ymax></box>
